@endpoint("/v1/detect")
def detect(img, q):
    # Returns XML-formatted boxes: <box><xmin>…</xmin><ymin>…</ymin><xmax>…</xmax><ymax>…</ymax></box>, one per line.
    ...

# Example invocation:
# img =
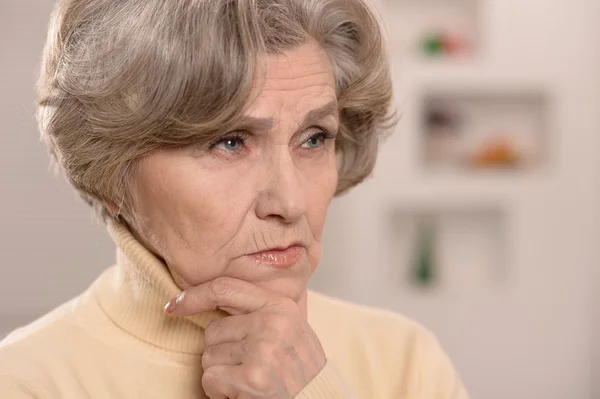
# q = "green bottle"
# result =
<box><xmin>412</xmin><ymin>218</ymin><xmax>436</xmax><ymax>287</ymax></box>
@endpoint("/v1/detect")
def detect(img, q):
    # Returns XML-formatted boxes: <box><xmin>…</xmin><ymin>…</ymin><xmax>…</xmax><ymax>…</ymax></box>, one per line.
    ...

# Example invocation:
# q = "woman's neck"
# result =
<box><xmin>93</xmin><ymin>219</ymin><xmax>227</xmax><ymax>355</ymax></box>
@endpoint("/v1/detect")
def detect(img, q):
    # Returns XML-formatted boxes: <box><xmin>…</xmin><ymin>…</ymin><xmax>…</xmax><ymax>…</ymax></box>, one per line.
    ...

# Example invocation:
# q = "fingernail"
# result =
<box><xmin>164</xmin><ymin>292</ymin><xmax>185</xmax><ymax>314</ymax></box>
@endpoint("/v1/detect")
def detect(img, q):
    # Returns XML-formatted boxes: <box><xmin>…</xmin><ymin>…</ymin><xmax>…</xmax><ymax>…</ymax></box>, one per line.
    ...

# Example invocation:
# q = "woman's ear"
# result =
<box><xmin>105</xmin><ymin>202</ymin><xmax>121</xmax><ymax>218</ymax></box>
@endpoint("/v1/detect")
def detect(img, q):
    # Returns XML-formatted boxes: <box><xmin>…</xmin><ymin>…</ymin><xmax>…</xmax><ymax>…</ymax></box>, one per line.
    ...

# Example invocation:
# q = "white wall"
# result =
<box><xmin>312</xmin><ymin>0</ymin><xmax>600</xmax><ymax>398</ymax></box>
<box><xmin>0</xmin><ymin>0</ymin><xmax>115</xmax><ymax>334</ymax></box>
<box><xmin>0</xmin><ymin>0</ymin><xmax>598</xmax><ymax>398</ymax></box>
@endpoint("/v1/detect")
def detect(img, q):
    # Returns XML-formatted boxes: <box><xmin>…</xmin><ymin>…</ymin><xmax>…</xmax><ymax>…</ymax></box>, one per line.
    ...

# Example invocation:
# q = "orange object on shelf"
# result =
<box><xmin>471</xmin><ymin>138</ymin><xmax>521</xmax><ymax>168</ymax></box>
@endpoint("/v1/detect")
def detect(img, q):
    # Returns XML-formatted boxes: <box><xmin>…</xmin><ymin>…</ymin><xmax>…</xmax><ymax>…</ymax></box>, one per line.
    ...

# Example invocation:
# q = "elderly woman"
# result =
<box><xmin>0</xmin><ymin>0</ymin><xmax>469</xmax><ymax>398</ymax></box>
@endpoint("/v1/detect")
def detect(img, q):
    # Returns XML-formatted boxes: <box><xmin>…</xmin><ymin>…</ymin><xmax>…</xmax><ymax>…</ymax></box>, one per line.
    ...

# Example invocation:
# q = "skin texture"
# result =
<box><xmin>131</xmin><ymin>41</ymin><xmax>339</xmax><ymax>398</ymax></box>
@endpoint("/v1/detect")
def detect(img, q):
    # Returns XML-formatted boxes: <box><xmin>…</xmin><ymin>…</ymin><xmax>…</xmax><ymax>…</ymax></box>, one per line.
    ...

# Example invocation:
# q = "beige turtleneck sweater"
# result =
<box><xmin>0</xmin><ymin>221</ymin><xmax>469</xmax><ymax>398</ymax></box>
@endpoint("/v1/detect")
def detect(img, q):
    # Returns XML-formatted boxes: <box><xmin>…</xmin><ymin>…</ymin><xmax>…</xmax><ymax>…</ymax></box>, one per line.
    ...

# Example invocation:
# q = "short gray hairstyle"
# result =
<box><xmin>37</xmin><ymin>0</ymin><xmax>396</xmax><ymax>222</ymax></box>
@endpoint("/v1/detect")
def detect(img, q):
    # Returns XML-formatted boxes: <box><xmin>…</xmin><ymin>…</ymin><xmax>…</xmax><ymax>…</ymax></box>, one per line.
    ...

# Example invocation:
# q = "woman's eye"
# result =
<box><xmin>212</xmin><ymin>136</ymin><xmax>245</xmax><ymax>151</ymax></box>
<box><xmin>301</xmin><ymin>132</ymin><xmax>329</xmax><ymax>149</ymax></box>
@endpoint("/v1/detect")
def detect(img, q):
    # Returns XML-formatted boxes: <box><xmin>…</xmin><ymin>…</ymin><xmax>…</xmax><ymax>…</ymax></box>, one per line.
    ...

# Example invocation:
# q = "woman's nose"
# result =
<box><xmin>254</xmin><ymin>152</ymin><xmax>307</xmax><ymax>224</ymax></box>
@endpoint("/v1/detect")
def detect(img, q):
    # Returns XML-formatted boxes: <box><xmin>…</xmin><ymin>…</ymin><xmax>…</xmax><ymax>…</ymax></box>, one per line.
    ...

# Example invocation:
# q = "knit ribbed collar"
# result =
<box><xmin>94</xmin><ymin>219</ymin><xmax>227</xmax><ymax>355</ymax></box>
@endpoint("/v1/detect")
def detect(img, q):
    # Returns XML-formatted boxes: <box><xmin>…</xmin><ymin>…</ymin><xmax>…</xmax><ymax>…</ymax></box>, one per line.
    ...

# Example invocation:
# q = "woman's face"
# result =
<box><xmin>131</xmin><ymin>41</ymin><xmax>339</xmax><ymax>304</ymax></box>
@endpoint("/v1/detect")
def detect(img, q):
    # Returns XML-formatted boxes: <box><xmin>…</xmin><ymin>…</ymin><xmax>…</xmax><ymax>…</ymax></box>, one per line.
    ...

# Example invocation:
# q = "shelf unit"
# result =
<box><xmin>377</xmin><ymin>0</ymin><xmax>555</xmax><ymax>289</ymax></box>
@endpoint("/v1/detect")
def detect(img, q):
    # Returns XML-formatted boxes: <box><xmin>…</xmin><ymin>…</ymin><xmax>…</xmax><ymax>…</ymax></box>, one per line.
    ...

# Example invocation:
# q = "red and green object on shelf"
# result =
<box><xmin>421</xmin><ymin>31</ymin><xmax>469</xmax><ymax>57</ymax></box>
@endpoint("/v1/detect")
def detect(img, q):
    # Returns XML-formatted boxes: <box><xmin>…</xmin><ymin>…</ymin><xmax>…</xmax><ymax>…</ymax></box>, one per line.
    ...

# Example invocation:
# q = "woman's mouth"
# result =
<box><xmin>246</xmin><ymin>246</ymin><xmax>304</xmax><ymax>267</ymax></box>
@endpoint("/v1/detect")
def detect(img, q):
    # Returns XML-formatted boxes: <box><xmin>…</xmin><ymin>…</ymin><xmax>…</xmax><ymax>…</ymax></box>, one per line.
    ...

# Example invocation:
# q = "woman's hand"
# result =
<box><xmin>165</xmin><ymin>277</ymin><xmax>327</xmax><ymax>399</ymax></box>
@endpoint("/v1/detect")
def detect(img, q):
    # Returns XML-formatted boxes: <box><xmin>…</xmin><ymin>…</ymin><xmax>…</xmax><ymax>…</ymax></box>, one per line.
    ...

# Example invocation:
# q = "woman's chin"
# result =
<box><xmin>175</xmin><ymin>255</ymin><xmax>314</xmax><ymax>301</ymax></box>
<box><xmin>231</xmin><ymin>260</ymin><xmax>312</xmax><ymax>302</ymax></box>
<box><xmin>259</xmin><ymin>279</ymin><xmax>308</xmax><ymax>302</ymax></box>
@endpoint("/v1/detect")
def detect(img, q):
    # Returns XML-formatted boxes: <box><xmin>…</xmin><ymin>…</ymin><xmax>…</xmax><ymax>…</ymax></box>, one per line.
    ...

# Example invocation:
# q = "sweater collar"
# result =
<box><xmin>94</xmin><ymin>219</ymin><xmax>227</xmax><ymax>355</ymax></box>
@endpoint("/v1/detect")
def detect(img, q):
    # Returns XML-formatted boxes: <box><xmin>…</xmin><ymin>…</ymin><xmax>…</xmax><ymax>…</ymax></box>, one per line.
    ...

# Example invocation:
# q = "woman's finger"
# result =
<box><xmin>201</xmin><ymin>365</ymin><xmax>237</xmax><ymax>399</ymax></box>
<box><xmin>165</xmin><ymin>276</ymin><xmax>293</xmax><ymax>317</ymax></box>
<box><xmin>204</xmin><ymin>314</ymin><xmax>250</xmax><ymax>347</ymax></box>
<box><xmin>202</xmin><ymin>341</ymin><xmax>245</xmax><ymax>370</ymax></box>
<box><xmin>203</xmin><ymin>364</ymin><xmax>283</xmax><ymax>399</ymax></box>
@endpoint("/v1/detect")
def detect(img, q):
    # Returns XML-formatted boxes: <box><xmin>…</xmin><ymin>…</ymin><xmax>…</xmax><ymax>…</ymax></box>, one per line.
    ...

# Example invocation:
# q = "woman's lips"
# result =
<box><xmin>246</xmin><ymin>246</ymin><xmax>304</xmax><ymax>267</ymax></box>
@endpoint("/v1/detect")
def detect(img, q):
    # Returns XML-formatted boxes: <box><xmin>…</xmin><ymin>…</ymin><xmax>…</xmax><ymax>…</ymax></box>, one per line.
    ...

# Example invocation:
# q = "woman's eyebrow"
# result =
<box><xmin>237</xmin><ymin>100</ymin><xmax>339</xmax><ymax>131</ymax></box>
<box><xmin>300</xmin><ymin>100</ymin><xmax>339</xmax><ymax>126</ymax></box>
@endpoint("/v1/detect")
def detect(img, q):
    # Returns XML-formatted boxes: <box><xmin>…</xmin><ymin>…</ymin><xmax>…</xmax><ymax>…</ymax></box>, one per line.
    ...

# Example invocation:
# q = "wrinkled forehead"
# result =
<box><xmin>243</xmin><ymin>42</ymin><xmax>338</xmax><ymax>127</ymax></box>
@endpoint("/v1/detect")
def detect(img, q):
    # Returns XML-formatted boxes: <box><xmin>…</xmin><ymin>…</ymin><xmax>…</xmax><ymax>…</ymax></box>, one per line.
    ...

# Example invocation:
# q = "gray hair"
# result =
<box><xmin>37</xmin><ymin>0</ymin><xmax>396</xmax><ymax>222</ymax></box>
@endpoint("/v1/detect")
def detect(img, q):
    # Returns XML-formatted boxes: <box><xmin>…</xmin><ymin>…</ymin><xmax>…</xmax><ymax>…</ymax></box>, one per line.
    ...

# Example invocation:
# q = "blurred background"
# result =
<box><xmin>1</xmin><ymin>0</ymin><xmax>598</xmax><ymax>398</ymax></box>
